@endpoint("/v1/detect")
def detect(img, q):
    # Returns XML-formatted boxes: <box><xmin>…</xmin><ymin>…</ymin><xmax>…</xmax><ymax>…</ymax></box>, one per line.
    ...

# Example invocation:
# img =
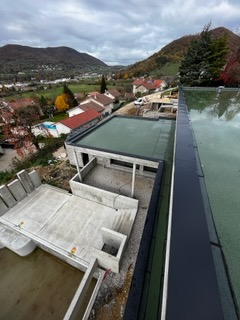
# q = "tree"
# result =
<box><xmin>220</xmin><ymin>46</ymin><xmax>240</xmax><ymax>86</ymax></box>
<box><xmin>63</xmin><ymin>83</ymin><xmax>78</xmax><ymax>108</ymax></box>
<box><xmin>55</xmin><ymin>95</ymin><xmax>69</xmax><ymax>111</ymax></box>
<box><xmin>100</xmin><ymin>75</ymin><xmax>107</xmax><ymax>93</ymax></box>
<box><xmin>179</xmin><ymin>23</ymin><xmax>228</xmax><ymax>86</ymax></box>
<box><xmin>2</xmin><ymin>105</ymin><xmax>46</xmax><ymax>157</ymax></box>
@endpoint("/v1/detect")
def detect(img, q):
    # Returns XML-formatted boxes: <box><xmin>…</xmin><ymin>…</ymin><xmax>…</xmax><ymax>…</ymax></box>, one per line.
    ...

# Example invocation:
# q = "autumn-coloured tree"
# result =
<box><xmin>220</xmin><ymin>47</ymin><xmax>240</xmax><ymax>86</ymax></box>
<box><xmin>55</xmin><ymin>95</ymin><xmax>69</xmax><ymax>111</ymax></box>
<box><xmin>1</xmin><ymin>105</ymin><xmax>48</xmax><ymax>157</ymax></box>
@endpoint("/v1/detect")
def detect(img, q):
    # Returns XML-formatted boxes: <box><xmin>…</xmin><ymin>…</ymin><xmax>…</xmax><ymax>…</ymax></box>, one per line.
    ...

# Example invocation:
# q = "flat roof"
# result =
<box><xmin>70</xmin><ymin>116</ymin><xmax>175</xmax><ymax>160</ymax></box>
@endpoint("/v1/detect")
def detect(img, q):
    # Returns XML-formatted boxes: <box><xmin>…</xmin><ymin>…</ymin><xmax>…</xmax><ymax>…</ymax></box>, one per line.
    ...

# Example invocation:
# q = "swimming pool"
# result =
<box><xmin>184</xmin><ymin>87</ymin><xmax>240</xmax><ymax>311</ymax></box>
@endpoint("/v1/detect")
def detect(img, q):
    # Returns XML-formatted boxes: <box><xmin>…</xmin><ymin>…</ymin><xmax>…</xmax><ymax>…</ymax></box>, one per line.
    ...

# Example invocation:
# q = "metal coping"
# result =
<box><xmin>123</xmin><ymin>160</ymin><xmax>165</xmax><ymax>319</ymax></box>
<box><xmin>164</xmin><ymin>88</ymin><xmax>224</xmax><ymax>319</ymax></box>
<box><xmin>66</xmin><ymin>114</ymin><xmax>174</xmax><ymax>164</ymax></box>
<box><xmin>183</xmin><ymin>86</ymin><xmax>240</xmax><ymax>92</ymax></box>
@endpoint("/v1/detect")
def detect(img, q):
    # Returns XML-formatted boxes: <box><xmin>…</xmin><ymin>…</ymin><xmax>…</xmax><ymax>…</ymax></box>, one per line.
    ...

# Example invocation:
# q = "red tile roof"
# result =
<box><xmin>59</xmin><ymin>109</ymin><xmax>100</xmax><ymax>129</ymax></box>
<box><xmin>7</xmin><ymin>98</ymin><xmax>38</xmax><ymax>110</ymax></box>
<box><xmin>132</xmin><ymin>78</ymin><xmax>166</xmax><ymax>89</ymax></box>
<box><xmin>141</xmin><ymin>82</ymin><xmax>156</xmax><ymax>90</ymax></box>
<box><xmin>132</xmin><ymin>78</ymin><xmax>145</xmax><ymax>85</ymax></box>
<box><xmin>92</xmin><ymin>93</ymin><xmax>114</xmax><ymax>106</ymax></box>
<box><xmin>80</xmin><ymin>101</ymin><xmax>104</xmax><ymax>113</ymax></box>
<box><xmin>154</xmin><ymin>80</ymin><xmax>165</xmax><ymax>87</ymax></box>
<box><xmin>107</xmin><ymin>89</ymin><xmax>121</xmax><ymax>98</ymax></box>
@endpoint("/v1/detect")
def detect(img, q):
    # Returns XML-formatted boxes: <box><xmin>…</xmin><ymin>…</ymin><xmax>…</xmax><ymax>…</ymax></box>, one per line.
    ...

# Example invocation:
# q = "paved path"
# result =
<box><xmin>0</xmin><ymin>148</ymin><xmax>20</xmax><ymax>171</ymax></box>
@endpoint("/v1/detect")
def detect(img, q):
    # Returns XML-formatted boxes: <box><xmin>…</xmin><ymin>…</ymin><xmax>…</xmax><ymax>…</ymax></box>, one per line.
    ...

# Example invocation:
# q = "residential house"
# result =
<box><xmin>67</xmin><ymin>101</ymin><xmax>105</xmax><ymax>118</ymax></box>
<box><xmin>56</xmin><ymin>109</ymin><xmax>100</xmax><ymax>135</ymax></box>
<box><xmin>132</xmin><ymin>78</ymin><xmax>167</xmax><ymax>95</ymax></box>
<box><xmin>82</xmin><ymin>93</ymin><xmax>114</xmax><ymax>115</ymax></box>
<box><xmin>66</xmin><ymin>93</ymin><xmax>114</xmax><ymax>119</ymax></box>
<box><xmin>67</xmin><ymin>106</ymin><xmax>85</xmax><ymax>117</ymax></box>
<box><xmin>104</xmin><ymin>89</ymin><xmax>122</xmax><ymax>102</ymax></box>
<box><xmin>6</xmin><ymin>97</ymin><xmax>37</xmax><ymax>110</ymax></box>
<box><xmin>80</xmin><ymin>101</ymin><xmax>105</xmax><ymax>114</ymax></box>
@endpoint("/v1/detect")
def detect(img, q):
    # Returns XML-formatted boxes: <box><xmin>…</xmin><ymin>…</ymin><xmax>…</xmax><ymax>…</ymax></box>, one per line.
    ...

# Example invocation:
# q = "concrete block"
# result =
<box><xmin>91</xmin><ymin>228</ymin><xmax>127</xmax><ymax>273</ymax></box>
<box><xmin>29</xmin><ymin>170</ymin><xmax>41</xmax><ymax>188</ymax></box>
<box><xmin>0</xmin><ymin>197</ymin><xmax>8</xmax><ymax>216</ymax></box>
<box><xmin>7</xmin><ymin>179</ymin><xmax>27</xmax><ymax>202</ymax></box>
<box><xmin>91</xmin><ymin>247</ymin><xmax>120</xmax><ymax>273</ymax></box>
<box><xmin>17</xmin><ymin>170</ymin><xmax>34</xmax><ymax>193</ymax></box>
<box><xmin>0</xmin><ymin>185</ymin><xmax>17</xmax><ymax>208</ymax></box>
<box><xmin>101</xmin><ymin>227</ymin><xmax>124</xmax><ymax>248</ymax></box>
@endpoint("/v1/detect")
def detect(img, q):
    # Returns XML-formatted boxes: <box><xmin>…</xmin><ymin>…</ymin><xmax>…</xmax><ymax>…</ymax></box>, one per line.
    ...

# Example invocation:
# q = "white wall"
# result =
<box><xmin>68</xmin><ymin>107</ymin><xmax>85</xmax><ymax>117</ymax></box>
<box><xmin>56</xmin><ymin>123</ymin><xmax>71</xmax><ymax>135</ymax></box>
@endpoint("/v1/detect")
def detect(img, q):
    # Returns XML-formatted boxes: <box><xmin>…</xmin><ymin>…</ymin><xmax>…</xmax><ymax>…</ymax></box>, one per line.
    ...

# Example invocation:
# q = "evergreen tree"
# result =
<box><xmin>179</xmin><ymin>23</ymin><xmax>228</xmax><ymax>86</ymax></box>
<box><xmin>100</xmin><ymin>75</ymin><xmax>107</xmax><ymax>93</ymax></box>
<box><xmin>63</xmin><ymin>83</ymin><xmax>78</xmax><ymax>108</ymax></box>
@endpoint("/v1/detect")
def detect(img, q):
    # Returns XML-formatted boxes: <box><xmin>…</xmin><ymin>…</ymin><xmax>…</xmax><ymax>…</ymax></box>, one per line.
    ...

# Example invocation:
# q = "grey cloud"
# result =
<box><xmin>0</xmin><ymin>0</ymin><xmax>239</xmax><ymax>65</ymax></box>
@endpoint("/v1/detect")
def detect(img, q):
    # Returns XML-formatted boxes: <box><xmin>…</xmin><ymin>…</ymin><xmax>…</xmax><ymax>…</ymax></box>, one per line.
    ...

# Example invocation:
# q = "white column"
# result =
<box><xmin>131</xmin><ymin>163</ymin><xmax>137</xmax><ymax>198</ymax></box>
<box><xmin>73</xmin><ymin>150</ymin><xmax>82</xmax><ymax>182</ymax></box>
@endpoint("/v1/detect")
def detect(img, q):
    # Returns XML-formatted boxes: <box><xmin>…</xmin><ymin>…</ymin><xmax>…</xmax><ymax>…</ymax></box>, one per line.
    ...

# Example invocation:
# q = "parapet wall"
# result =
<box><xmin>70</xmin><ymin>173</ymin><xmax>138</xmax><ymax>210</ymax></box>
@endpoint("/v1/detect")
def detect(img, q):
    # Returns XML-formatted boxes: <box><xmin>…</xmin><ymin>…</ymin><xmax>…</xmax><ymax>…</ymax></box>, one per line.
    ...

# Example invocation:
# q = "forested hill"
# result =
<box><xmin>0</xmin><ymin>44</ymin><xmax>107</xmax><ymax>73</ymax></box>
<box><xmin>126</xmin><ymin>27</ymin><xmax>240</xmax><ymax>77</ymax></box>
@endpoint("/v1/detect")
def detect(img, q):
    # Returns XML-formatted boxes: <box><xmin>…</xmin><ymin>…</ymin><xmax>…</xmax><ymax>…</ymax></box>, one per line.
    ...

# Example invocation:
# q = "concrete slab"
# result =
<box><xmin>2</xmin><ymin>185</ymin><xmax>71</xmax><ymax>233</ymax></box>
<box><xmin>1</xmin><ymin>182</ymin><xmax>138</xmax><ymax>269</ymax></box>
<box><xmin>38</xmin><ymin>196</ymin><xmax>130</xmax><ymax>263</ymax></box>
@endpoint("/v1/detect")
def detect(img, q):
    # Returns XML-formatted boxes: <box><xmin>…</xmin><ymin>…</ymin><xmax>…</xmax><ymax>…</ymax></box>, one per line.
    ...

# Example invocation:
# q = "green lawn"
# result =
<box><xmin>49</xmin><ymin>112</ymin><xmax>68</xmax><ymax>122</ymax></box>
<box><xmin>159</xmin><ymin>62</ymin><xmax>180</xmax><ymax>76</ymax></box>
<box><xmin>5</xmin><ymin>82</ymin><xmax>123</xmax><ymax>101</ymax></box>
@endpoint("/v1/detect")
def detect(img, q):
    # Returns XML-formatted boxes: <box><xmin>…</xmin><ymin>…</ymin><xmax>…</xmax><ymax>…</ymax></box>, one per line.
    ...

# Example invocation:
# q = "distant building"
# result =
<box><xmin>104</xmin><ymin>89</ymin><xmax>122</xmax><ymax>101</ymax></box>
<box><xmin>67</xmin><ymin>101</ymin><xmax>105</xmax><ymax>118</ymax></box>
<box><xmin>132</xmin><ymin>78</ymin><xmax>167</xmax><ymax>95</ymax></box>
<box><xmin>75</xmin><ymin>93</ymin><xmax>115</xmax><ymax>116</ymax></box>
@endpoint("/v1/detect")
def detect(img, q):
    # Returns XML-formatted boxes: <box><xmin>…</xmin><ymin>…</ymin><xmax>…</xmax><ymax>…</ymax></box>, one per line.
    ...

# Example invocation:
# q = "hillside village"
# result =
<box><xmin>0</xmin><ymin>76</ymin><xmax>171</xmax><ymax>150</ymax></box>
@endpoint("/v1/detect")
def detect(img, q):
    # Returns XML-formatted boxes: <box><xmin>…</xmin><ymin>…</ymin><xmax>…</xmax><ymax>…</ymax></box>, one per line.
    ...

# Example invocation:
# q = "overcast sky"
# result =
<box><xmin>0</xmin><ymin>0</ymin><xmax>239</xmax><ymax>66</ymax></box>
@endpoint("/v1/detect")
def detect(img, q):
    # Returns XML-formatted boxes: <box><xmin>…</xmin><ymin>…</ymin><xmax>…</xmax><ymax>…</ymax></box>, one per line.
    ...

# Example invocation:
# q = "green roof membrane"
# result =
<box><xmin>75</xmin><ymin>117</ymin><xmax>175</xmax><ymax>160</ymax></box>
<box><xmin>185</xmin><ymin>88</ymin><xmax>240</xmax><ymax>313</ymax></box>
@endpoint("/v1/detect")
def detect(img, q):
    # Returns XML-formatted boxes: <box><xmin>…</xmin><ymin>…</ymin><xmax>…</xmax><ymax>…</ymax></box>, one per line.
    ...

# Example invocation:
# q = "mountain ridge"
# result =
<box><xmin>0</xmin><ymin>44</ymin><xmax>107</xmax><ymax>74</ymax></box>
<box><xmin>125</xmin><ymin>27</ymin><xmax>240</xmax><ymax>77</ymax></box>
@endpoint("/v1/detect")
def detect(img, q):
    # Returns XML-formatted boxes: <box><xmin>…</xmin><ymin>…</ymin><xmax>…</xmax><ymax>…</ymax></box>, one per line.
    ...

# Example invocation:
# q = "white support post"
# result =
<box><xmin>131</xmin><ymin>163</ymin><xmax>136</xmax><ymax>198</ymax></box>
<box><xmin>73</xmin><ymin>151</ymin><xmax>82</xmax><ymax>182</ymax></box>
